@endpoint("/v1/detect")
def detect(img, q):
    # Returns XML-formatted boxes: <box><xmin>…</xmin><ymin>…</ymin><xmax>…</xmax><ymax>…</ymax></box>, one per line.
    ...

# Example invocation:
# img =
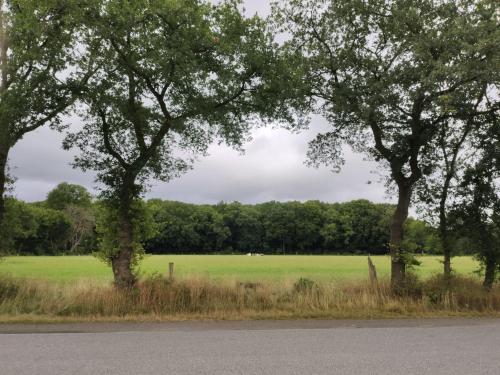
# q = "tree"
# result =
<box><xmin>27</xmin><ymin>205</ymin><xmax>73</xmax><ymax>254</ymax></box>
<box><xmin>216</xmin><ymin>202</ymin><xmax>263</xmax><ymax>253</ymax></box>
<box><xmin>94</xmin><ymin>198</ymin><xmax>154</xmax><ymax>270</ymax></box>
<box><xmin>0</xmin><ymin>0</ymin><xmax>89</xmax><ymax>229</ymax></box>
<box><xmin>66</xmin><ymin>0</ymin><xmax>304</xmax><ymax>287</ymax></box>
<box><xmin>0</xmin><ymin>197</ymin><xmax>37</xmax><ymax>253</ymax></box>
<box><xmin>258</xmin><ymin>201</ymin><xmax>295</xmax><ymax>254</ymax></box>
<box><xmin>292</xmin><ymin>201</ymin><xmax>325</xmax><ymax>253</ymax></box>
<box><xmin>414</xmin><ymin>93</ymin><xmax>493</xmax><ymax>278</ymax></box>
<box><xmin>63</xmin><ymin>204</ymin><xmax>95</xmax><ymax>253</ymax></box>
<box><xmin>145</xmin><ymin>200</ymin><xmax>200</xmax><ymax>254</ymax></box>
<box><xmin>451</xmin><ymin>120</ymin><xmax>499</xmax><ymax>290</ymax></box>
<box><xmin>191</xmin><ymin>205</ymin><xmax>230</xmax><ymax>253</ymax></box>
<box><xmin>45</xmin><ymin>183</ymin><xmax>95</xmax><ymax>253</ymax></box>
<box><xmin>274</xmin><ymin>0</ymin><xmax>499</xmax><ymax>288</ymax></box>
<box><xmin>320</xmin><ymin>200</ymin><xmax>393</xmax><ymax>254</ymax></box>
<box><xmin>402</xmin><ymin>218</ymin><xmax>439</xmax><ymax>256</ymax></box>
<box><xmin>46</xmin><ymin>182</ymin><xmax>92</xmax><ymax>211</ymax></box>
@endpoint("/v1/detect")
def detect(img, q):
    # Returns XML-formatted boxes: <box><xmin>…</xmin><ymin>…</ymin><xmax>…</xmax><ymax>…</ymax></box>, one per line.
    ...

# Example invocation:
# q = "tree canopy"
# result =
<box><xmin>0</xmin><ymin>0</ymin><xmax>90</xmax><ymax>231</ymax></box>
<box><xmin>46</xmin><ymin>182</ymin><xmax>92</xmax><ymax>211</ymax></box>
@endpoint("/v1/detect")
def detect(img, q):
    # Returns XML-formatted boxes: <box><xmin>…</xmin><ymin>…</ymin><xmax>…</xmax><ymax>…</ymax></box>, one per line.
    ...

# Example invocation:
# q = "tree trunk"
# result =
<box><xmin>439</xmin><ymin>169</ymin><xmax>454</xmax><ymax>280</ymax></box>
<box><xmin>389</xmin><ymin>182</ymin><xmax>412</xmax><ymax>289</ymax></box>
<box><xmin>0</xmin><ymin>3</ymin><xmax>11</xmax><ymax>235</ymax></box>
<box><xmin>441</xmin><ymin>228</ymin><xmax>452</xmax><ymax>280</ymax></box>
<box><xmin>111</xmin><ymin>187</ymin><xmax>137</xmax><ymax>289</ymax></box>
<box><xmin>483</xmin><ymin>257</ymin><xmax>496</xmax><ymax>291</ymax></box>
<box><xmin>112</xmin><ymin>211</ymin><xmax>136</xmax><ymax>288</ymax></box>
<box><xmin>439</xmin><ymin>199</ymin><xmax>453</xmax><ymax>280</ymax></box>
<box><xmin>0</xmin><ymin>136</ymin><xmax>10</xmax><ymax>231</ymax></box>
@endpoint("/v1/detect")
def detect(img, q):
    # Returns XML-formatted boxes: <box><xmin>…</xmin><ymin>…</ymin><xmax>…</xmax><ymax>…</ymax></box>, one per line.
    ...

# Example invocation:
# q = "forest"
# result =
<box><xmin>3</xmin><ymin>182</ymin><xmax>442</xmax><ymax>256</ymax></box>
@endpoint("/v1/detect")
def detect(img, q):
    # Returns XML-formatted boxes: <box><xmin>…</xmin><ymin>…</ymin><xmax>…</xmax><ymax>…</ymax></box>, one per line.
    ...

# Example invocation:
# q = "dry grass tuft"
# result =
<box><xmin>0</xmin><ymin>274</ymin><xmax>499</xmax><ymax>322</ymax></box>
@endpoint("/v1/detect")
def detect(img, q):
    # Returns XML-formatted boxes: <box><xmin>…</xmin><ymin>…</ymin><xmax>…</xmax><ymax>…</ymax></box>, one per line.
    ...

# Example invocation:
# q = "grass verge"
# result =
<box><xmin>0</xmin><ymin>274</ymin><xmax>499</xmax><ymax>323</ymax></box>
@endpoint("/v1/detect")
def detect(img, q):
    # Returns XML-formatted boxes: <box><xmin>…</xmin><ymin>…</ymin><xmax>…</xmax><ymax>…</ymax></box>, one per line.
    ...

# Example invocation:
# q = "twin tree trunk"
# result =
<box><xmin>389</xmin><ymin>182</ymin><xmax>412</xmax><ymax>289</ymax></box>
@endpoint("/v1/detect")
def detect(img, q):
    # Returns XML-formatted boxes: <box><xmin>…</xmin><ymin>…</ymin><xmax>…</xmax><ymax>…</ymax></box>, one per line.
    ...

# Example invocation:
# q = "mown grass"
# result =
<box><xmin>0</xmin><ymin>274</ymin><xmax>499</xmax><ymax>323</ymax></box>
<box><xmin>0</xmin><ymin>255</ymin><xmax>480</xmax><ymax>283</ymax></box>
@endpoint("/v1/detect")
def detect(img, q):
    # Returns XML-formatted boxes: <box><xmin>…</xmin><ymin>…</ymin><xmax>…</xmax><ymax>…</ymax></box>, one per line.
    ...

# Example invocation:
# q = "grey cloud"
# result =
<box><xmin>7</xmin><ymin>0</ymin><xmax>396</xmax><ymax>206</ymax></box>
<box><xmin>149</xmin><ymin>123</ymin><xmax>391</xmax><ymax>204</ymax></box>
<box><xmin>10</xmin><ymin>115</ymin><xmax>392</xmax><ymax>205</ymax></box>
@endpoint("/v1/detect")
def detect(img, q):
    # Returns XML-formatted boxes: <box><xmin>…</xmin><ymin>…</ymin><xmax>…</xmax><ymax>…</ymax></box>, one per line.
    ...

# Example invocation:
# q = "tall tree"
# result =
<box><xmin>415</xmin><ymin>92</ymin><xmax>493</xmax><ymax>278</ymax></box>
<box><xmin>66</xmin><ymin>0</ymin><xmax>304</xmax><ymax>288</ymax></box>
<box><xmin>274</xmin><ymin>0</ymin><xmax>499</xmax><ymax>288</ymax></box>
<box><xmin>0</xmin><ymin>0</ymin><xmax>88</xmax><ymax>232</ymax></box>
<box><xmin>451</xmin><ymin>121</ymin><xmax>500</xmax><ymax>289</ymax></box>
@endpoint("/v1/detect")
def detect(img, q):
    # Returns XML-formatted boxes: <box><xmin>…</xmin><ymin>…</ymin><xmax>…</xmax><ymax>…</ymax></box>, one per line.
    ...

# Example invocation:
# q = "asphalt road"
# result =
<box><xmin>1</xmin><ymin>318</ymin><xmax>499</xmax><ymax>375</ymax></box>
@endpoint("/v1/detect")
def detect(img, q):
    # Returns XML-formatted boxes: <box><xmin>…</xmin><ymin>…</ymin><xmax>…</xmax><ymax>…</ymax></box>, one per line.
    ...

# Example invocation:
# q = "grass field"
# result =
<box><xmin>2</xmin><ymin>255</ymin><xmax>498</xmax><ymax>323</ymax></box>
<box><xmin>0</xmin><ymin>255</ymin><xmax>480</xmax><ymax>283</ymax></box>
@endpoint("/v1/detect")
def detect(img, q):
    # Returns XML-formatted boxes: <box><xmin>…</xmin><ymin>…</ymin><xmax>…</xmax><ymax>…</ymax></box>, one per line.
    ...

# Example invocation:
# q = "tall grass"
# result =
<box><xmin>0</xmin><ymin>274</ymin><xmax>499</xmax><ymax>322</ymax></box>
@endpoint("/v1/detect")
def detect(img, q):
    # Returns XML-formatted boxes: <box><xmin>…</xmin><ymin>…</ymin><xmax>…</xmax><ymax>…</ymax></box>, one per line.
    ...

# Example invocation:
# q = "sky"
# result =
<box><xmin>8</xmin><ymin>0</ymin><xmax>392</xmax><ymax>206</ymax></box>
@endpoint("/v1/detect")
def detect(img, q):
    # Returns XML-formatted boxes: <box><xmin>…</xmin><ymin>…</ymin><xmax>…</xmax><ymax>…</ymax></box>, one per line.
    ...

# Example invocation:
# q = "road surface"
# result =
<box><xmin>1</xmin><ymin>318</ymin><xmax>499</xmax><ymax>374</ymax></box>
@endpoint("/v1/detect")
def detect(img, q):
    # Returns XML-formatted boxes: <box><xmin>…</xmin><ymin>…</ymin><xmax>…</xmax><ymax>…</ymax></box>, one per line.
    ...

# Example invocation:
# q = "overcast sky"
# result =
<box><xmin>8</xmin><ymin>0</ymin><xmax>393</xmax><ymax>205</ymax></box>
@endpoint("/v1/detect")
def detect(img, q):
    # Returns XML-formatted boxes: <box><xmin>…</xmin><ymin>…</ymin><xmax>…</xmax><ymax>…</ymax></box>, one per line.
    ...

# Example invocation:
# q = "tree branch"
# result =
<box><xmin>98</xmin><ymin>108</ymin><xmax>129</xmax><ymax>169</ymax></box>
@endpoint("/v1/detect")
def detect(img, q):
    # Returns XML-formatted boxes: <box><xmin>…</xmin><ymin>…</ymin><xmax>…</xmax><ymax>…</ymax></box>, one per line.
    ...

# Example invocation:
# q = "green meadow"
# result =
<box><xmin>0</xmin><ymin>255</ymin><xmax>480</xmax><ymax>284</ymax></box>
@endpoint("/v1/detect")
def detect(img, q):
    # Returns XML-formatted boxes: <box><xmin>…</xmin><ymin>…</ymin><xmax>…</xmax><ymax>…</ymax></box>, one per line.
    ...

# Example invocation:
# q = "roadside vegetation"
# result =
<box><xmin>1</xmin><ymin>274</ymin><xmax>499</xmax><ymax>323</ymax></box>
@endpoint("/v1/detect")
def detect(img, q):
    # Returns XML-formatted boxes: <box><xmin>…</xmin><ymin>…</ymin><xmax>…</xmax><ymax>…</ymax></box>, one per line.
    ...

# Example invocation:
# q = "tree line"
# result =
<box><xmin>3</xmin><ymin>182</ymin><xmax>442</xmax><ymax>256</ymax></box>
<box><xmin>0</xmin><ymin>0</ymin><xmax>498</xmax><ymax>290</ymax></box>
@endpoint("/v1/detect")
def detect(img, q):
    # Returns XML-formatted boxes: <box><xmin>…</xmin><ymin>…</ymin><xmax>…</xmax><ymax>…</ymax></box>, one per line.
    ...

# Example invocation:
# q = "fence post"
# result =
<box><xmin>368</xmin><ymin>256</ymin><xmax>378</xmax><ymax>289</ymax></box>
<box><xmin>168</xmin><ymin>262</ymin><xmax>174</xmax><ymax>280</ymax></box>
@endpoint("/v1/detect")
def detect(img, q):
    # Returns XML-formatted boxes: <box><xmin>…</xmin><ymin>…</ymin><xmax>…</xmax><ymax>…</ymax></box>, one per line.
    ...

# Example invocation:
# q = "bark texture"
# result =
<box><xmin>111</xmin><ymin>184</ymin><xmax>137</xmax><ymax>289</ymax></box>
<box><xmin>389</xmin><ymin>182</ymin><xmax>412</xmax><ymax>288</ymax></box>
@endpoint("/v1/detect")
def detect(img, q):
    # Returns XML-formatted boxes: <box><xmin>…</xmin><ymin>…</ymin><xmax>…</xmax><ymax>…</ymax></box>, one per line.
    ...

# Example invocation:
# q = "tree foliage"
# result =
<box><xmin>0</xmin><ymin>0</ymin><xmax>90</xmax><ymax>228</ymax></box>
<box><xmin>273</xmin><ymin>0</ymin><xmax>499</xmax><ymax>286</ymax></box>
<box><xmin>1</xmin><ymin>183</ymin><xmax>97</xmax><ymax>255</ymax></box>
<box><xmin>450</xmin><ymin>121</ymin><xmax>500</xmax><ymax>289</ymax></box>
<box><xmin>144</xmin><ymin>199</ymin><xmax>437</xmax><ymax>255</ymax></box>
<box><xmin>1</xmin><ymin>198</ymin><xmax>72</xmax><ymax>255</ymax></box>
<box><xmin>46</xmin><ymin>182</ymin><xmax>92</xmax><ymax>211</ymax></box>
<box><xmin>1</xmin><ymin>192</ymin><xmax>445</xmax><ymax>258</ymax></box>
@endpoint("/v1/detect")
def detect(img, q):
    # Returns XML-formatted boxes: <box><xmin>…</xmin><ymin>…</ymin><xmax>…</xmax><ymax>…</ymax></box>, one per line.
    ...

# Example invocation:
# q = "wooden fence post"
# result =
<box><xmin>368</xmin><ymin>256</ymin><xmax>378</xmax><ymax>289</ymax></box>
<box><xmin>168</xmin><ymin>262</ymin><xmax>174</xmax><ymax>280</ymax></box>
